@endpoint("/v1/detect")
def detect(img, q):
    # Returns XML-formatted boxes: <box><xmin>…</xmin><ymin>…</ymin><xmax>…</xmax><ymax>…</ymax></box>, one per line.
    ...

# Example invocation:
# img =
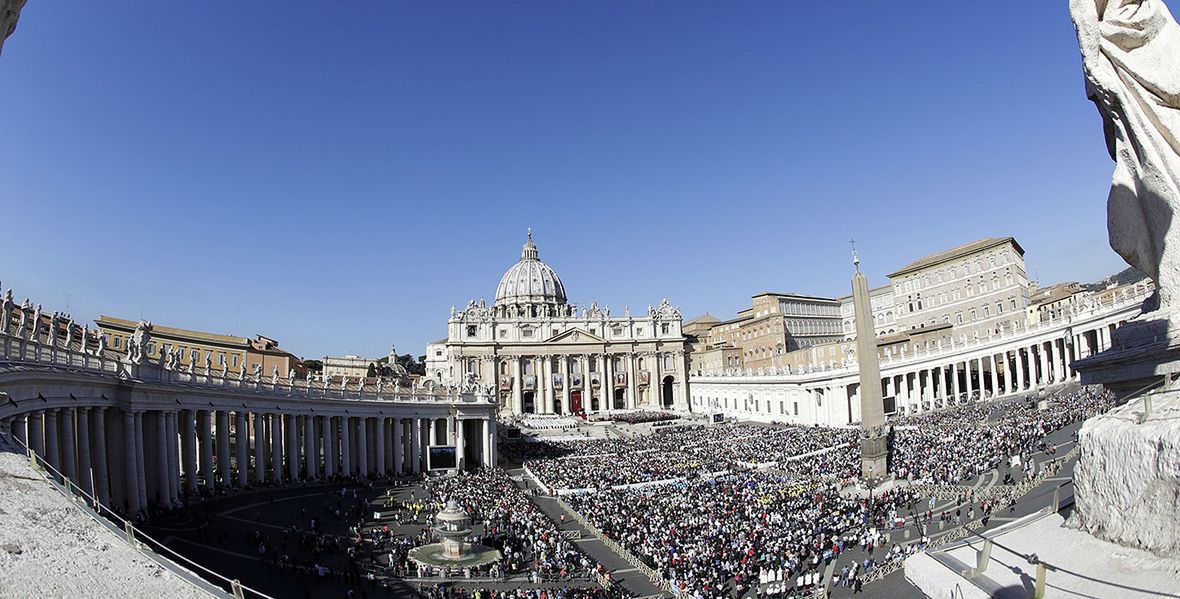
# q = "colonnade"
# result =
<box><xmin>3</xmin><ymin>406</ymin><xmax>497</xmax><ymax>519</ymax></box>
<box><xmin>690</xmin><ymin>312</ymin><xmax>1126</xmax><ymax>425</ymax></box>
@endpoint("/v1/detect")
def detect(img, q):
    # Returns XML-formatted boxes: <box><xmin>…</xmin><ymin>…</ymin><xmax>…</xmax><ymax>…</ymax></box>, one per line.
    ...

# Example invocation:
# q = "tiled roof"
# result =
<box><xmin>887</xmin><ymin>237</ymin><xmax>1023</xmax><ymax>278</ymax></box>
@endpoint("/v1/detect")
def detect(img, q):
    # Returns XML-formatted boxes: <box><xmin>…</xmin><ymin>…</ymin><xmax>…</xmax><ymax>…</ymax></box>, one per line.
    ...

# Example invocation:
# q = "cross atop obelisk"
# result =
<box><xmin>850</xmin><ymin>242</ymin><xmax>888</xmax><ymax>479</ymax></box>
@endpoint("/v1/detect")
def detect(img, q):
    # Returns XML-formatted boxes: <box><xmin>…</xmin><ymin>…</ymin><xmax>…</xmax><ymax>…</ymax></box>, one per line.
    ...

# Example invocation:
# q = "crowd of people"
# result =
<box><xmin>606</xmin><ymin>411</ymin><xmax>679</xmax><ymax>425</ymax></box>
<box><xmin>418</xmin><ymin>584</ymin><xmax>634</xmax><ymax>599</ymax></box>
<box><xmin>417</xmin><ymin>468</ymin><xmax>593</xmax><ymax>581</ymax></box>
<box><xmin>565</xmin><ymin>473</ymin><xmax>925</xmax><ymax>597</ymax></box>
<box><xmin>888</xmin><ymin>386</ymin><xmax>1114</xmax><ymax>484</ymax></box>
<box><xmin>511</xmin><ymin>423</ymin><xmax>861</xmax><ymax>491</ymax></box>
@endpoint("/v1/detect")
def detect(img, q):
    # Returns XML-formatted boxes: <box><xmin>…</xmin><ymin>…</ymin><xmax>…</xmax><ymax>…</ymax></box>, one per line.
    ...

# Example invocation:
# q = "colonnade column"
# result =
<box><xmin>950</xmin><ymin>363</ymin><xmax>960</xmax><ymax>403</ymax></box>
<box><xmin>156</xmin><ymin>412</ymin><xmax>170</xmax><ymax>505</ymax></box>
<box><xmin>11</xmin><ymin>413</ymin><xmax>27</xmax><ymax>448</ymax></box>
<box><xmin>285</xmin><ymin>414</ymin><xmax>298</xmax><ymax>481</ymax></box>
<box><xmin>133</xmin><ymin>411</ymin><xmax>147</xmax><ymax>512</ymax></box>
<box><xmin>269</xmin><ymin>414</ymin><xmax>283</xmax><ymax>483</ymax></box>
<box><xmin>1017</xmin><ymin>349</ymin><xmax>1028</xmax><ymax>392</ymax></box>
<box><xmin>357</xmin><ymin>417</ymin><xmax>369</xmax><ymax>478</ymax></box>
<box><xmin>236</xmin><ymin>411</ymin><xmax>248</xmax><ymax>487</ymax></box>
<box><xmin>411</xmin><ymin>418</ymin><xmax>421</xmax><ymax>473</ymax></box>
<box><xmin>482</xmin><ymin>418</ymin><xmax>492</xmax><ymax>468</ymax></box>
<box><xmin>76</xmin><ymin>408</ymin><xmax>92</xmax><ymax>497</ymax></box>
<box><xmin>44</xmin><ymin>409</ymin><xmax>59</xmax><ymax>471</ymax></box>
<box><xmin>374</xmin><ymin>417</ymin><xmax>386</xmax><ymax>478</ymax></box>
<box><xmin>123</xmin><ymin>410</ymin><xmax>141</xmax><ymax>515</ymax></box>
<box><xmin>28</xmin><ymin>411</ymin><xmax>43</xmax><ymax>458</ymax></box>
<box><xmin>60</xmin><ymin>408</ymin><xmax>77</xmax><ymax>484</ymax></box>
<box><xmin>305</xmin><ymin>415</ymin><xmax>318</xmax><ymax>479</ymax></box>
<box><xmin>92</xmin><ymin>408</ymin><xmax>110</xmax><ymax>507</ymax></box>
<box><xmin>324</xmin><ymin>416</ymin><xmax>337</xmax><ymax>479</ymax></box>
<box><xmin>341</xmin><ymin>417</ymin><xmax>353</xmax><ymax>477</ymax></box>
<box><xmin>199</xmin><ymin>411</ymin><xmax>214</xmax><ymax>493</ymax></box>
<box><xmin>167</xmin><ymin>411</ymin><xmax>180</xmax><ymax>506</ymax></box>
<box><xmin>181</xmin><ymin>410</ymin><xmax>196</xmax><ymax>495</ymax></box>
<box><xmin>964</xmin><ymin>360</ymin><xmax>974</xmax><ymax>399</ymax></box>
<box><xmin>455</xmin><ymin>417</ymin><xmax>466</xmax><ymax>470</ymax></box>
<box><xmin>988</xmin><ymin>355</ymin><xmax>999</xmax><ymax>397</ymax></box>
<box><xmin>387</xmin><ymin>418</ymin><xmax>399</xmax><ymax>475</ymax></box>
<box><xmin>216</xmin><ymin>411</ymin><xmax>231</xmax><ymax>487</ymax></box>
<box><xmin>252</xmin><ymin>412</ymin><xmax>265</xmax><ymax>484</ymax></box>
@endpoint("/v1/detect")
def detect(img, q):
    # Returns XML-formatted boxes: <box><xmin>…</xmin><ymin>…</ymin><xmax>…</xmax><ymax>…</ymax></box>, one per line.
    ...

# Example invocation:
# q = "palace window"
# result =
<box><xmin>661</xmin><ymin>323</ymin><xmax>670</xmax><ymax>334</ymax></box>
<box><xmin>466</xmin><ymin>325</ymin><xmax>477</xmax><ymax>338</ymax></box>
<box><xmin>231</xmin><ymin>355</ymin><xmax>239</xmax><ymax>368</ymax></box>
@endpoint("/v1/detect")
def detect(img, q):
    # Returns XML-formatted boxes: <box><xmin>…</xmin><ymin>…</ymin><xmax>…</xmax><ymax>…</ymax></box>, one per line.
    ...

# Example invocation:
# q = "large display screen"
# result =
<box><xmin>712</xmin><ymin>413</ymin><xmax>725</xmax><ymax>423</ymax></box>
<box><xmin>428</xmin><ymin>445</ymin><xmax>458</xmax><ymax>470</ymax></box>
<box><xmin>883</xmin><ymin>396</ymin><xmax>897</xmax><ymax>415</ymax></box>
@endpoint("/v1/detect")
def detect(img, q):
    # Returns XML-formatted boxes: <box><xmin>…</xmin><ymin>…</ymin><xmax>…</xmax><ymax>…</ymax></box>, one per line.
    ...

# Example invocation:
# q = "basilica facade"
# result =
<box><xmin>439</xmin><ymin>233</ymin><xmax>690</xmax><ymax>416</ymax></box>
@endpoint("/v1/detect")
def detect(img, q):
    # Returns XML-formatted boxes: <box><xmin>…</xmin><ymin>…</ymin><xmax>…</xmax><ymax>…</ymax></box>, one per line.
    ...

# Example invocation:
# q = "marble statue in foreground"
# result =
<box><xmin>1071</xmin><ymin>0</ymin><xmax>1180</xmax><ymax>326</ymax></box>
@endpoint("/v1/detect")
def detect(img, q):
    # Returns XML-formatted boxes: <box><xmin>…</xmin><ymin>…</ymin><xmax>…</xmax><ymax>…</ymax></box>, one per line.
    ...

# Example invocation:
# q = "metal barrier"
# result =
<box><xmin>3</xmin><ymin>435</ymin><xmax>275</xmax><ymax>599</ymax></box>
<box><xmin>554</xmin><ymin>496</ymin><xmax>670</xmax><ymax>592</ymax></box>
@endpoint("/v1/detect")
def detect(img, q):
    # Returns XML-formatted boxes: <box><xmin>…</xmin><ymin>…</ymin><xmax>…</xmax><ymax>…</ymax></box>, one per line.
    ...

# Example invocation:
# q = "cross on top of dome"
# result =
<box><xmin>521</xmin><ymin>227</ymin><xmax>538</xmax><ymax>260</ymax></box>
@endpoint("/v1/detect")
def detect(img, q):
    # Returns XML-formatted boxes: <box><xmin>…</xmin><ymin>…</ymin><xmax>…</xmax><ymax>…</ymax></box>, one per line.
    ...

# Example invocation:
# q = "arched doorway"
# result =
<box><xmin>661</xmin><ymin>376</ymin><xmax>675</xmax><ymax>409</ymax></box>
<box><xmin>570</xmin><ymin>390</ymin><xmax>583</xmax><ymax>414</ymax></box>
<box><xmin>522</xmin><ymin>392</ymin><xmax>535</xmax><ymax>414</ymax></box>
<box><xmin>590</xmin><ymin>394</ymin><xmax>600</xmax><ymax>412</ymax></box>
<box><xmin>552</xmin><ymin>393</ymin><xmax>563</xmax><ymax>414</ymax></box>
<box><xmin>613</xmin><ymin>388</ymin><xmax>625</xmax><ymax>410</ymax></box>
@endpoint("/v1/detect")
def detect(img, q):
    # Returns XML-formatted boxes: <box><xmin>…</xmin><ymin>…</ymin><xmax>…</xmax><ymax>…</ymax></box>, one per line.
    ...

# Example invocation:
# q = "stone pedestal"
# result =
<box><xmin>1067</xmin><ymin>393</ymin><xmax>1180</xmax><ymax>556</ymax></box>
<box><xmin>1073</xmin><ymin>314</ymin><xmax>1180</xmax><ymax>556</ymax></box>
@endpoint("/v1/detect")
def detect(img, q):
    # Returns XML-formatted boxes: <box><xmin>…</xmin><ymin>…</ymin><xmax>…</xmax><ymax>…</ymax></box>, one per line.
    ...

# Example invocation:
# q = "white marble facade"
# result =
<box><xmin>441</xmin><ymin>232</ymin><xmax>690</xmax><ymax>416</ymax></box>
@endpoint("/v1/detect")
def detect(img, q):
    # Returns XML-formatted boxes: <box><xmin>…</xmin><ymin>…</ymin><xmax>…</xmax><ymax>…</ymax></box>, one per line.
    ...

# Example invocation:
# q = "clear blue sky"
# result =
<box><xmin>0</xmin><ymin>1</ymin><xmax>1132</xmax><ymax>360</ymax></box>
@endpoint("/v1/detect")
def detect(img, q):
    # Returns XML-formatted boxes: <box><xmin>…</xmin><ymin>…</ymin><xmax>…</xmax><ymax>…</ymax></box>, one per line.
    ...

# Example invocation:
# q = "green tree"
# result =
<box><xmin>303</xmin><ymin>359</ymin><xmax>323</xmax><ymax>374</ymax></box>
<box><xmin>366</xmin><ymin>363</ymin><xmax>377</xmax><ymax>378</ymax></box>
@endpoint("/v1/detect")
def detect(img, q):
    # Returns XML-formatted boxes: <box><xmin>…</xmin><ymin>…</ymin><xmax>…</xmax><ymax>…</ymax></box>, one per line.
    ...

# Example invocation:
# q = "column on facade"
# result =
<box><xmin>123</xmin><ymin>410</ymin><xmax>141</xmax><ymax>515</ymax></box>
<box><xmin>898</xmin><ymin>372</ymin><xmax>910</xmax><ymax>413</ymax></box>
<box><xmin>181</xmin><ymin>410</ymin><xmax>196</xmax><ymax>496</ymax></box>
<box><xmin>216</xmin><ymin>411</ymin><xmax>231</xmax><ymax>487</ymax></box>
<box><xmin>540</xmin><ymin>357</ymin><xmax>552</xmax><ymax>415</ymax></box>
<box><xmin>357</xmin><ymin>417</ymin><xmax>369</xmax><ymax>478</ymax></box>
<box><xmin>627</xmin><ymin>353</ymin><xmax>639</xmax><ymax>410</ymax></box>
<box><xmin>340</xmin><ymin>417</ymin><xmax>353</xmax><ymax>477</ymax></box>
<box><xmin>604</xmin><ymin>354</ymin><xmax>615</xmax><ymax>411</ymax></box>
<box><xmin>92</xmin><ymin>408</ymin><xmax>110</xmax><ymax>507</ymax></box>
<box><xmin>559</xmin><ymin>355</ymin><xmax>571</xmax><ymax>414</ymax></box>
<box><xmin>583</xmin><ymin>354</ymin><xmax>595</xmax><ymax>412</ymax></box>
<box><xmin>512</xmin><ymin>358</ymin><xmax>524</xmax><ymax>415</ymax></box>
<box><xmin>235</xmin><ymin>411</ymin><xmax>248</xmax><ymax>487</ymax></box>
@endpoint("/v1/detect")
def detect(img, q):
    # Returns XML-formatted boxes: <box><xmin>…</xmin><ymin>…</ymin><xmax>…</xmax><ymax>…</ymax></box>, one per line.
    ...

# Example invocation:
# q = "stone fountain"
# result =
<box><xmin>407</xmin><ymin>499</ymin><xmax>501</xmax><ymax>568</ymax></box>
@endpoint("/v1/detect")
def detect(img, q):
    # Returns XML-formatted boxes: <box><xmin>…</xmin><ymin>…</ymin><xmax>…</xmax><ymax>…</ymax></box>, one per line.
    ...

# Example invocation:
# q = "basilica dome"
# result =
<box><xmin>495</xmin><ymin>231</ymin><xmax>567</xmax><ymax>306</ymax></box>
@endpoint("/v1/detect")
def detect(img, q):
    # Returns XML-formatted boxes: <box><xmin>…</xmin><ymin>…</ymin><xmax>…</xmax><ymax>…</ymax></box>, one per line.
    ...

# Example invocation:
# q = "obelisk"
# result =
<box><xmin>850</xmin><ymin>242</ymin><xmax>888</xmax><ymax>479</ymax></box>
